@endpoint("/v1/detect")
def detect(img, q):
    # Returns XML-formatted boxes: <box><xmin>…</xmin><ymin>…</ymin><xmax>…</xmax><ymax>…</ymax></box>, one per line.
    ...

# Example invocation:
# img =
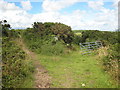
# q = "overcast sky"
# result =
<box><xmin>0</xmin><ymin>0</ymin><xmax>119</xmax><ymax>31</ymax></box>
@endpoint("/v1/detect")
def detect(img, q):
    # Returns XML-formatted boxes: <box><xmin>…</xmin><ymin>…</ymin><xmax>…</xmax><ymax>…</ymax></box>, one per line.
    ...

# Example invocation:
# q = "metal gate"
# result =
<box><xmin>79</xmin><ymin>41</ymin><xmax>103</xmax><ymax>54</ymax></box>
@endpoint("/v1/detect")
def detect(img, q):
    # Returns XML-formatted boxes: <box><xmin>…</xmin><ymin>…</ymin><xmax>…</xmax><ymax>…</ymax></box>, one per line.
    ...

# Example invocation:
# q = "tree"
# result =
<box><xmin>0</xmin><ymin>20</ymin><xmax>11</xmax><ymax>37</ymax></box>
<box><xmin>32</xmin><ymin>22</ymin><xmax>74</xmax><ymax>45</ymax></box>
<box><xmin>51</xmin><ymin>22</ymin><xmax>74</xmax><ymax>44</ymax></box>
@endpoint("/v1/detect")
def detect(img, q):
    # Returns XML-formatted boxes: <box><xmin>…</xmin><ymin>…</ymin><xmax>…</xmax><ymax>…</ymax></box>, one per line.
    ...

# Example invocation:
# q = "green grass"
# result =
<box><xmin>19</xmin><ymin>61</ymin><xmax>35</xmax><ymax>88</ymax></box>
<box><xmin>37</xmin><ymin>51</ymin><xmax>118</xmax><ymax>88</ymax></box>
<box><xmin>19</xmin><ymin>74</ymin><xmax>35</xmax><ymax>88</ymax></box>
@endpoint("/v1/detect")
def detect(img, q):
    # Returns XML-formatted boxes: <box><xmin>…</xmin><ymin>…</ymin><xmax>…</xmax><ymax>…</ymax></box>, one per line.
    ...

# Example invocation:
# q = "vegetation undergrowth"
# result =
<box><xmin>1</xmin><ymin>20</ymin><xmax>34</xmax><ymax>88</ymax></box>
<box><xmin>2</xmin><ymin>37</ymin><xmax>34</xmax><ymax>88</ymax></box>
<box><xmin>23</xmin><ymin>22</ymin><xmax>74</xmax><ymax>56</ymax></box>
<box><xmin>96</xmin><ymin>45</ymin><xmax>119</xmax><ymax>86</ymax></box>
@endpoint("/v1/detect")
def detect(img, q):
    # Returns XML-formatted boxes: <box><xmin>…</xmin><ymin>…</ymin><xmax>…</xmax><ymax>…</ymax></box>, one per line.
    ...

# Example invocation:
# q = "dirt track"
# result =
<box><xmin>15</xmin><ymin>38</ymin><xmax>51</xmax><ymax>88</ymax></box>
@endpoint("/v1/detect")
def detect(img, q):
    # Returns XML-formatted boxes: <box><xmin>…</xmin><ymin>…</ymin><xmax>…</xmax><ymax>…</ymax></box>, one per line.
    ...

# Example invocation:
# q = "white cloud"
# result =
<box><xmin>0</xmin><ymin>0</ymin><xmax>33</xmax><ymax>28</ymax></box>
<box><xmin>87</xmin><ymin>0</ymin><xmax>118</xmax><ymax>31</ymax></box>
<box><xmin>21</xmin><ymin>0</ymin><xmax>32</xmax><ymax>11</ymax></box>
<box><xmin>88</xmin><ymin>0</ymin><xmax>104</xmax><ymax>10</ymax></box>
<box><xmin>1</xmin><ymin>10</ymin><xmax>33</xmax><ymax>28</ymax></box>
<box><xmin>0</xmin><ymin>0</ymin><xmax>118</xmax><ymax>31</ymax></box>
<box><xmin>42</xmin><ymin>0</ymin><xmax>80</xmax><ymax>12</ymax></box>
<box><xmin>31</xmin><ymin>11</ymin><xmax>61</xmax><ymax>23</ymax></box>
<box><xmin>0</xmin><ymin>0</ymin><xmax>20</xmax><ymax>12</ymax></box>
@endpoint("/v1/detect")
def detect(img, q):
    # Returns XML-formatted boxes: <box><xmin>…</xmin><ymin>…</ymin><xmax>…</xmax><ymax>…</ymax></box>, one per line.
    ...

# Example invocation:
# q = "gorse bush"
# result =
<box><xmin>103</xmin><ymin>43</ymin><xmax>119</xmax><ymax>82</ymax></box>
<box><xmin>2</xmin><ymin>37</ymin><xmax>34</xmax><ymax>88</ymax></box>
<box><xmin>32</xmin><ymin>22</ymin><xmax>74</xmax><ymax>45</ymax></box>
<box><xmin>23</xmin><ymin>22</ymin><xmax>73</xmax><ymax>55</ymax></box>
<box><xmin>108</xmin><ymin>43</ymin><xmax>119</xmax><ymax>60</ymax></box>
<box><xmin>1</xmin><ymin>20</ymin><xmax>34</xmax><ymax>88</ymax></box>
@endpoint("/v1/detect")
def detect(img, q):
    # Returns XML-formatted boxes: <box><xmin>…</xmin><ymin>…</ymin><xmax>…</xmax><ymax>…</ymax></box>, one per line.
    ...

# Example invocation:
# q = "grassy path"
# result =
<box><xmin>15</xmin><ymin>38</ymin><xmax>51</xmax><ymax>88</ymax></box>
<box><xmin>37</xmin><ymin>51</ymin><xmax>117</xmax><ymax>88</ymax></box>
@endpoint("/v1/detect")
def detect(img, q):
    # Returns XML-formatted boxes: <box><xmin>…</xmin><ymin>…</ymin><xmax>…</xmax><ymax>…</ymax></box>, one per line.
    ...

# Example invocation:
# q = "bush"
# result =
<box><xmin>73</xmin><ymin>35</ymin><xmax>81</xmax><ymax>45</ymax></box>
<box><xmin>2</xmin><ymin>37</ymin><xmax>34</xmax><ymax>88</ymax></box>
<box><xmin>41</xmin><ymin>41</ymin><xmax>65</xmax><ymax>56</ymax></box>
<box><xmin>103</xmin><ymin>43</ymin><xmax>119</xmax><ymax>82</ymax></box>
<box><xmin>73</xmin><ymin>30</ymin><xmax>118</xmax><ymax>46</ymax></box>
<box><xmin>23</xmin><ymin>28</ymin><xmax>67</xmax><ymax>55</ymax></box>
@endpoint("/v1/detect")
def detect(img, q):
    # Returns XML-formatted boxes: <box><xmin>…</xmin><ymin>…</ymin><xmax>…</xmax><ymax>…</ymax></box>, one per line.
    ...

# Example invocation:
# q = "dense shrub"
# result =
<box><xmin>23</xmin><ymin>22</ymin><xmax>74</xmax><ymax>55</ymax></box>
<box><xmin>73</xmin><ymin>30</ymin><xmax>118</xmax><ymax>46</ymax></box>
<box><xmin>103</xmin><ymin>43</ymin><xmax>119</xmax><ymax>82</ymax></box>
<box><xmin>32</xmin><ymin>22</ymin><xmax>74</xmax><ymax>45</ymax></box>
<box><xmin>23</xmin><ymin>29</ymin><xmax>65</xmax><ymax>55</ymax></box>
<box><xmin>106</xmin><ymin>43</ymin><xmax>119</xmax><ymax>60</ymax></box>
<box><xmin>23</xmin><ymin>29</ymin><xmax>52</xmax><ymax>53</ymax></box>
<box><xmin>73</xmin><ymin>35</ymin><xmax>81</xmax><ymax>45</ymax></box>
<box><xmin>1</xmin><ymin>20</ymin><xmax>34</xmax><ymax>88</ymax></box>
<box><xmin>2</xmin><ymin>37</ymin><xmax>34</xmax><ymax>88</ymax></box>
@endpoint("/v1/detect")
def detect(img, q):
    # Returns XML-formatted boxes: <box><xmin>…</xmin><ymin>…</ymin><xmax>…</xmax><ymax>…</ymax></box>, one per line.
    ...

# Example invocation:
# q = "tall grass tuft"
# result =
<box><xmin>41</xmin><ymin>41</ymin><xmax>65</xmax><ymax>56</ymax></box>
